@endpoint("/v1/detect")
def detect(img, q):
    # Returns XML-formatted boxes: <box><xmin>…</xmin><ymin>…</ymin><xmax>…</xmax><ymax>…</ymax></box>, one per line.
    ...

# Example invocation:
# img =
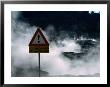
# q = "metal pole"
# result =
<box><xmin>38</xmin><ymin>53</ymin><xmax>40</xmax><ymax>77</ymax></box>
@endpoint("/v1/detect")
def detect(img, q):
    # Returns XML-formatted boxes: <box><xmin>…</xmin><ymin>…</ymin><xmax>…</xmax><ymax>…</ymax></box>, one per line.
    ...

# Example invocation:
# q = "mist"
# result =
<box><xmin>11</xmin><ymin>11</ymin><xmax>100</xmax><ymax>77</ymax></box>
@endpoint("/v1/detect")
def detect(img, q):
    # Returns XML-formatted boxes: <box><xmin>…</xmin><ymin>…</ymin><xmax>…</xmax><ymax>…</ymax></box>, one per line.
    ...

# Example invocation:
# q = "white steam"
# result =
<box><xmin>11</xmin><ymin>12</ymin><xmax>100</xmax><ymax>77</ymax></box>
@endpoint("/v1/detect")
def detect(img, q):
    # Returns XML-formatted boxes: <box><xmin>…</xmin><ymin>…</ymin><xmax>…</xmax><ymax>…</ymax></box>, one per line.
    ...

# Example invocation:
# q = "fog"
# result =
<box><xmin>11</xmin><ymin>12</ymin><xmax>100</xmax><ymax>77</ymax></box>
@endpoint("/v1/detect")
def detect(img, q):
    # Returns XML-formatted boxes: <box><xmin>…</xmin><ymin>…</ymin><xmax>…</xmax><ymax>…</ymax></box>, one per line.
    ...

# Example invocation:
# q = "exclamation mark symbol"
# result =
<box><xmin>38</xmin><ymin>34</ymin><xmax>40</xmax><ymax>43</ymax></box>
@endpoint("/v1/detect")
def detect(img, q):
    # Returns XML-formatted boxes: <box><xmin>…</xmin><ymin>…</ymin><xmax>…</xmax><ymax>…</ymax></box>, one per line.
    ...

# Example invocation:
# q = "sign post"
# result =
<box><xmin>38</xmin><ymin>53</ymin><xmax>40</xmax><ymax>77</ymax></box>
<box><xmin>29</xmin><ymin>27</ymin><xmax>49</xmax><ymax>77</ymax></box>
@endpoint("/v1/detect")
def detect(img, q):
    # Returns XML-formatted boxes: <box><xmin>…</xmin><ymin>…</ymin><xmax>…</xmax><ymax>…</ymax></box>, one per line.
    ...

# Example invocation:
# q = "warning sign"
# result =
<box><xmin>29</xmin><ymin>27</ymin><xmax>49</xmax><ymax>53</ymax></box>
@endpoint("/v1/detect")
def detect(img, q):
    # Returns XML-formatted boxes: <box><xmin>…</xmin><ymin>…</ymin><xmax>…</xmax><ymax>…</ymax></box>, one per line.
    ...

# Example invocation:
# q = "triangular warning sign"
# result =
<box><xmin>29</xmin><ymin>27</ymin><xmax>49</xmax><ymax>46</ymax></box>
